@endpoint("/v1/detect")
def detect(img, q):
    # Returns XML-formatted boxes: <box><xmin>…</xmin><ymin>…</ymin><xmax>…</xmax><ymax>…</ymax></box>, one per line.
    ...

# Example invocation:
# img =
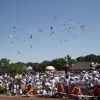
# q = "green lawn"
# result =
<box><xmin>0</xmin><ymin>93</ymin><xmax>8</xmax><ymax>96</ymax></box>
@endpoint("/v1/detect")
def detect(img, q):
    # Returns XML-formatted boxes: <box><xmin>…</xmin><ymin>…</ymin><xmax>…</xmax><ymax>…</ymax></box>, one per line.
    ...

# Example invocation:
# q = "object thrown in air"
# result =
<box><xmin>18</xmin><ymin>51</ymin><xmax>20</xmax><ymax>54</ymax></box>
<box><xmin>54</xmin><ymin>15</ymin><xmax>58</xmax><ymax>19</ymax></box>
<box><xmin>8</xmin><ymin>35</ymin><xmax>13</xmax><ymax>38</ymax></box>
<box><xmin>30</xmin><ymin>31</ymin><xmax>32</xmax><ymax>34</ymax></box>
<box><xmin>13</xmin><ymin>25</ymin><xmax>15</xmax><ymax>28</ymax></box>
<box><xmin>30</xmin><ymin>35</ymin><xmax>32</xmax><ymax>39</ymax></box>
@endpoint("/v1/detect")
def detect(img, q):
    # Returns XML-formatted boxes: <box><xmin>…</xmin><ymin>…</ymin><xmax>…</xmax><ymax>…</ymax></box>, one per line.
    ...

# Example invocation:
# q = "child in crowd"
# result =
<box><xmin>68</xmin><ymin>83</ymin><xmax>82</xmax><ymax>99</ymax></box>
<box><xmin>56</xmin><ymin>81</ymin><xmax>65</xmax><ymax>98</ymax></box>
<box><xmin>47</xmin><ymin>87</ymin><xmax>53</xmax><ymax>98</ymax></box>
<box><xmin>26</xmin><ymin>85</ymin><xmax>33</xmax><ymax>96</ymax></box>
<box><xmin>17</xmin><ymin>86</ymin><xmax>23</xmax><ymax>95</ymax></box>
<box><xmin>52</xmin><ymin>87</ymin><xmax>58</xmax><ymax>98</ymax></box>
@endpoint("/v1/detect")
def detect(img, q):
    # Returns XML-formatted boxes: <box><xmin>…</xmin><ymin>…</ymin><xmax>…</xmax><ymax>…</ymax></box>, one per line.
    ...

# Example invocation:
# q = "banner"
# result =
<box><xmin>54</xmin><ymin>70</ymin><xmax>65</xmax><ymax>76</ymax></box>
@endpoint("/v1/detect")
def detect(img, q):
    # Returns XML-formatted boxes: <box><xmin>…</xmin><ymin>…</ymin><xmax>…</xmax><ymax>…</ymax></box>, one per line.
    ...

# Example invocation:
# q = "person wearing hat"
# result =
<box><xmin>74</xmin><ymin>77</ymin><xmax>80</xmax><ymax>87</ymax></box>
<box><xmin>82</xmin><ymin>77</ymin><xmax>93</xmax><ymax>95</ymax></box>
<box><xmin>79</xmin><ymin>76</ymin><xmax>86</xmax><ymax>92</ymax></box>
<box><xmin>91</xmin><ymin>73</ymin><xmax>99</xmax><ymax>90</ymax></box>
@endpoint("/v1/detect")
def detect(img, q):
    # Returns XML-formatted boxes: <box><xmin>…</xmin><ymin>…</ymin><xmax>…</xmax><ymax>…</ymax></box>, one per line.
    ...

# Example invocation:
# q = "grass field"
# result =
<box><xmin>0</xmin><ymin>93</ymin><xmax>8</xmax><ymax>96</ymax></box>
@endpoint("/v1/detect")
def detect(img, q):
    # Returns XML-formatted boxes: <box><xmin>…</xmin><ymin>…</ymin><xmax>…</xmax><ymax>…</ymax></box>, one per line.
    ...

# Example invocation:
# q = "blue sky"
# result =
<box><xmin>0</xmin><ymin>0</ymin><xmax>100</xmax><ymax>63</ymax></box>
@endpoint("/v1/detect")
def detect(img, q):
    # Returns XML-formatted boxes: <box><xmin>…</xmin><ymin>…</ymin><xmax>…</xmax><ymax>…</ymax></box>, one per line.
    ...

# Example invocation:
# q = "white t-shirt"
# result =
<box><xmin>52</xmin><ymin>89</ymin><xmax>57</xmax><ymax>95</ymax></box>
<box><xmin>91</xmin><ymin>77</ymin><xmax>99</xmax><ymax>86</ymax></box>
<box><xmin>0</xmin><ymin>76</ymin><xmax>2</xmax><ymax>79</ymax></box>
<box><xmin>48</xmin><ymin>90</ymin><xmax>52</xmax><ymax>96</ymax></box>
<box><xmin>74</xmin><ymin>79</ymin><xmax>80</xmax><ymax>86</ymax></box>
<box><xmin>19</xmin><ymin>89</ymin><xmax>23</xmax><ymax>94</ymax></box>
<box><xmin>54</xmin><ymin>76</ymin><xmax>59</xmax><ymax>83</ymax></box>
<box><xmin>37</xmin><ymin>90</ymin><xmax>40</xmax><ymax>94</ymax></box>
<box><xmin>49</xmin><ymin>79</ymin><xmax>56</xmax><ymax>86</ymax></box>
<box><xmin>79</xmin><ymin>79</ymin><xmax>86</xmax><ymax>89</ymax></box>
<box><xmin>62</xmin><ymin>79</ymin><xmax>69</xmax><ymax>86</ymax></box>
<box><xmin>13</xmin><ymin>88</ymin><xmax>17</xmax><ymax>93</ymax></box>
<box><xmin>84</xmin><ymin>80</ymin><xmax>90</xmax><ymax>89</ymax></box>
<box><xmin>0</xmin><ymin>83</ymin><xmax>2</xmax><ymax>87</ymax></box>
<box><xmin>43</xmin><ymin>89</ymin><xmax>47</xmax><ymax>95</ymax></box>
<box><xmin>6</xmin><ymin>82</ymin><xmax>9</xmax><ymax>90</ymax></box>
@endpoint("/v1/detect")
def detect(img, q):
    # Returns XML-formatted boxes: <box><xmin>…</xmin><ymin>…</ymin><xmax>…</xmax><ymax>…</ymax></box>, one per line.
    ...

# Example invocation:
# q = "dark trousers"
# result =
<box><xmin>63</xmin><ymin>67</ymin><xmax>68</xmax><ymax>74</ymax></box>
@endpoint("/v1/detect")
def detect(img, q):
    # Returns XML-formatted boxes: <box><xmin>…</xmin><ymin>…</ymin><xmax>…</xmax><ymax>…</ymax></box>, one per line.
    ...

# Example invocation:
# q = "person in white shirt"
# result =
<box><xmin>82</xmin><ymin>70</ymin><xmax>88</xmax><ymax>79</ymax></box>
<box><xmin>54</xmin><ymin>76</ymin><xmax>59</xmax><ymax>84</ymax></box>
<box><xmin>74</xmin><ymin>77</ymin><xmax>80</xmax><ymax>87</ymax></box>
<box><xmin>4</xmin><ymin>81</ymin><xmax>9</xmax><ymax>92</ymax></box>
<box><xmin>52</xmin><ymin>88</ymin><xmax>58</xmax><ymax>98</ymax></box>
<box><xmin>91</xmin><ymin>73</ymin><xmax>99</xmax><ymax>89</ymax></box>
<box><xmin>36</xmin><ymin>88</ymin><xmax>40</xmax><ymax>94</ymax></box>
<box><xmin>62</xmin><ymin>76</ymin><xmax>69</xmax><ymax>93</ymax></box>
<box><xmin>0</xmin><ymin>74</ymin><xmax>2</xmax><ymax>80</ymax></box>
<box><xmin>42</xmin><ymin>87</ymin><xmax>47</xmax><ymax>97</ymax></box>
<box><xmin>0</xmin><ymin>81</ymin><xmax>3</xmax><ymax>87</ymax></box>
<box><xmin>79</xmin><ymin>76</ymin><xmax>87</xmax><ymax>95</ymax></box>
<box><xmin>49</xmin><ymin>77</ymin><xmax>56</xmax><ymax>88</ymax></box>
<box><xmin>17</xmin><ymin>86</ymin><xmax>23</xmax><ymax>95</ymax></box>
<box><xmin>47</xmin><ymin>87</ymin><xmax>53</xmax><ymax>98</ymax></box>
<box><xmin>83</xmin><ymin>78</ymin><xmax>93</xmax><ymax>95</ymax></box>
<box><xmin>12</xmin><ymin>86</ymin><xmax>17</xmax><ymax>95</ymax></box>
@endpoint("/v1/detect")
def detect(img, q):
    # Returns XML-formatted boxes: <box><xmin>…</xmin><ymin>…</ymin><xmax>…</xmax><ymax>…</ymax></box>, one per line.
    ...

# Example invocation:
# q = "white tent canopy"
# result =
<box><xmin>45</xmin><ymin>66</ymin><xmax>55</xmax><ymax>71</ymax></box>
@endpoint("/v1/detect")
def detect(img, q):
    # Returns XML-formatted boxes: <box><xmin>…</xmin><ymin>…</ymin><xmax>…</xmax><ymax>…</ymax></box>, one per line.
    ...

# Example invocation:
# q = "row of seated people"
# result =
<box><xmin>5</xmin><ymin>81</ymin><xmax>100</xmax><ymax>99</ymax></box>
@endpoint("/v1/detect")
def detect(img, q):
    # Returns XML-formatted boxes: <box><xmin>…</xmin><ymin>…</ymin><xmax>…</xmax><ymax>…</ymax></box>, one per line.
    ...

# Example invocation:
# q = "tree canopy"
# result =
<box><xmin>0</xmin><ymin>54</ymin><xmax>100</xmax><ymax>73</ymax></box>
<box><xmin>76</xmin><ymin>54</ymin><xmax>100</xmax><ymax>63</ymax></box>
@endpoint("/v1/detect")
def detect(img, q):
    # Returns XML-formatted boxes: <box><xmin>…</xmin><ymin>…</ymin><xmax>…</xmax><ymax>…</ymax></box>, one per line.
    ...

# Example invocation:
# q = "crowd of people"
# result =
<box><xmin>0</xmin><ymin>69</ymin><xmax>100</xmax><ymax>99</ymax></box>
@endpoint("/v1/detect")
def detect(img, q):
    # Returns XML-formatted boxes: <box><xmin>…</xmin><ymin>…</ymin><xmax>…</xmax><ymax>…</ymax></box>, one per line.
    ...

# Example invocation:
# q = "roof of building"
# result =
<box><xmin>70</xmin><ymin>62</ymin><xmax>100</xmax><ymax>70</ymax></box>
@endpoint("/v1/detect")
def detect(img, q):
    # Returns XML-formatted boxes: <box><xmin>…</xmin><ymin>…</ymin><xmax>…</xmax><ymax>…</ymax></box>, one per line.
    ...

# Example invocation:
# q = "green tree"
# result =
<box><xmin>85</xmin><ymin>54</ymin><xmax>96</xmax><ymax>62</ymax></box>
<box><xmin>97</xmin><ymin>55</ymin><xmax>100</xmax><ymax>63</ymax></box>
<box><xmin>0</xmin><ymin>58</ymin><xmax>10</xmax><ymax>73</ymax></box>
<box><xmin>39</xmin><ymin>60</ymin><xmax>51</xmax><ymax>72</ymax></box>
<box><xmin>76</xmin><ymin>56</ymin><xmax>85</xmax><ymax>62</ymax></box>
<box><xmin>8</xmin><ymin>63</ymin><xmax>15</xmax><ymax>73</ymax></box>
<box><xmin>13</xmin><ymin>62</ymin><xmax>24</xmax><ymax>72</ymax></box>
<box><xmin>50</xmin><ymin>58</ymin><xmax>63</xmax><ymax>71</ymax></box>
<box><xmin>32</xmin><ymin>62</ymin><xmax>40</xmax><ymax>72</ymax></box>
